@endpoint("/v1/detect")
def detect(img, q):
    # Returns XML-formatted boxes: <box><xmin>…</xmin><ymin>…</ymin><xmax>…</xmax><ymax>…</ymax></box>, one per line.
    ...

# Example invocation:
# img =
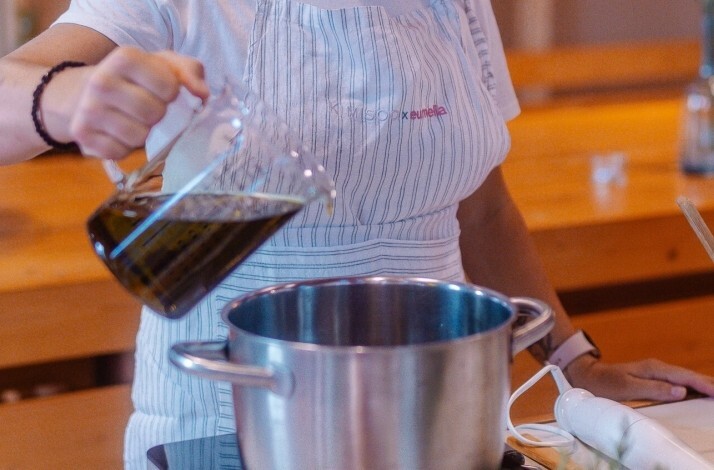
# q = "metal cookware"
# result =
<box><xmin>170</xmin><ymin>276</ymin><xmax>554</xmax><ymax>469</ymax></box>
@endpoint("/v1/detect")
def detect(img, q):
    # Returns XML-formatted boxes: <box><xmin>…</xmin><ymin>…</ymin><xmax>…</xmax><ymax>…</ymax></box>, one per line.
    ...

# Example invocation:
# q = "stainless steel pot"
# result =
<box><xmin>170</xmin><ymin>276</ymin><xmax>554</xmax><ymax>470</ymax></box>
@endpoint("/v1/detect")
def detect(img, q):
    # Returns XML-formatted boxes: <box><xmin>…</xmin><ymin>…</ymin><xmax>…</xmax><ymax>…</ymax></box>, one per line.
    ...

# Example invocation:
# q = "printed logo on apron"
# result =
<box><xmin>245</xmin><ymin>0</ymin><xmax>510</xmax><ymax>235</ymax></box>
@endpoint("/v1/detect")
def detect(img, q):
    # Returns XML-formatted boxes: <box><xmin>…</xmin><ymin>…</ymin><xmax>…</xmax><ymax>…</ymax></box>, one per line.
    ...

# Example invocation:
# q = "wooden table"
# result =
<box><xmin>505</xmin><ymin>96</ymin><xmax>714</xmax><ymax>293</ymax></box>
<box><xmin>0</xmin><ymin>153</ymin><xmax>141</xmax><ymax>468</ymax></box>
<box><xmin>0</xmin><ymin>153</ymin><xmax>142</xmax><ymax>368</ymax></box>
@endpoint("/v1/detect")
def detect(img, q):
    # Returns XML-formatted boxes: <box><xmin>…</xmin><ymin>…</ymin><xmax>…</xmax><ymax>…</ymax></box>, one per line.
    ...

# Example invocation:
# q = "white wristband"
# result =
<box><xmin>547</xmin><ymin>330</ymin><xmax>600</xmax><ymax>370</ymax></box>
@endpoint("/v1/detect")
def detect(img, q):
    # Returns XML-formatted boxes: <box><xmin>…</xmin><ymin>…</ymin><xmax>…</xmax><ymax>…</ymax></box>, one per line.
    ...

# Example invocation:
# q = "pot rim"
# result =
<box><xmin>219</xmin><ymin>275</ymin><xmax>517</xmax><ymax>352</ymax></box>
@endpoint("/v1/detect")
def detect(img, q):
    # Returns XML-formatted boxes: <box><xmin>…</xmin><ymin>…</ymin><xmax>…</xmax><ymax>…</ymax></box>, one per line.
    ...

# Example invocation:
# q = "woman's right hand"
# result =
<box><xmin>565</xmin><ymin>354</ymin><xmax>714</xmax><ymax>402</ymax></box>
<box><xmin>44</xmin><ymin>46</ymin><xmax>210</xmax><ymax>160</ymax></box>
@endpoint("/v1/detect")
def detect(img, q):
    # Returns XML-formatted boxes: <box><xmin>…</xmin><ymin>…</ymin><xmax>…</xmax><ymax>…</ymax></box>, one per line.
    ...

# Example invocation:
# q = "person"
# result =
<box><xmin>2</xmin><ymin>0</ymin><xmax>713</xmax><ymax>468</ymax></box>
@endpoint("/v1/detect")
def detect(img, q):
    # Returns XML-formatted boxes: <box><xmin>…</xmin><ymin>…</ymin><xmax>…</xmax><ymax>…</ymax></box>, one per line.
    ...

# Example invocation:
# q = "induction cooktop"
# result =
<box><xmin>147</xmin><ymin>434</ymin><xmax>529</xmax><ymax>470</ymax></box>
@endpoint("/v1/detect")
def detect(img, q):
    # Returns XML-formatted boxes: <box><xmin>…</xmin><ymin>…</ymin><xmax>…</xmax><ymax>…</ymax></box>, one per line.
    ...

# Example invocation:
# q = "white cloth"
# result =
<box><xmin>56</xmin><ymin>1</ymin><xmax>519</xmax><ymax>468</ymax></box>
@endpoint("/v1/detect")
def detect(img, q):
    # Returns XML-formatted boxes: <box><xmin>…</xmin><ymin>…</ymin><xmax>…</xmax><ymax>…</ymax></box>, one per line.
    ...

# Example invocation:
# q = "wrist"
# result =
<box><xmin>33</xmin><ymin>62</ymin><xmax>88</xmax><ymax>148</ymax></box>
<box><xmin>547</xmin><ymin>330</ymin><xmax>601</xmax><ymax>371</ymax></box>
<box><xmin>562</xmin><ymin>351</ymin><xmax>599</xmax><ymax>382</ymax></box>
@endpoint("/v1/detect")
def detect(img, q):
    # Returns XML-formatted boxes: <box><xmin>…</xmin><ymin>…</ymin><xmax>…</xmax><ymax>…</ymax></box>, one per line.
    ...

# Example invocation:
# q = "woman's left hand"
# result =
<box><xmin>565</xmin><ymin>354</ymin><xmax>714</xmax><ymax>402</ymax></box>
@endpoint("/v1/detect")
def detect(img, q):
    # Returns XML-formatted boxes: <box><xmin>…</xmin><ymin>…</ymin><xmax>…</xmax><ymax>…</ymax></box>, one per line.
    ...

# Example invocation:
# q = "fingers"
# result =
<box><xmin>69</xmin><ymin>47</ymin><xmax>208</xmax><ymax>160</ymax></box>
<box><xmin>624</xmin><ymin>358</ymin><xmax>714</xmax><ymax>400</ymax></box>
<box><xmin>621</xmin><ymin>373</ymin><xmax>688</xmax><ymax>402</ymax></box>
<box><xmin>567</xmin><ymin>358</ymin><xmax>714</xmax><ymax>403</ymax></box>
<box><xmin>155</xmin><ymin>50</ymin><xmax>210</xmax><ymax>101</ymax></box>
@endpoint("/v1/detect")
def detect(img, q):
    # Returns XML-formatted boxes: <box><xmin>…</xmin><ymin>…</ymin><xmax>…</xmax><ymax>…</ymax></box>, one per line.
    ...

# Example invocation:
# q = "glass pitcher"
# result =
<box><xmin>86</xmin><ymin>79</ymin><xmax>335</xmax><ymax>319</ymax></box>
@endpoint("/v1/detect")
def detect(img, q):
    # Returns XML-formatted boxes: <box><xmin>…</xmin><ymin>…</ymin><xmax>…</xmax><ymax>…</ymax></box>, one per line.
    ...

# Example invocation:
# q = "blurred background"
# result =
<box><xmin>0</xmin><ymin>1</ymin><xmax>703</xmax><ymax>54</ymax></box>
<box><xmin>494</xmin><ymin>0</ymin><xmax>699</xmax><ymax>47</ymax></box>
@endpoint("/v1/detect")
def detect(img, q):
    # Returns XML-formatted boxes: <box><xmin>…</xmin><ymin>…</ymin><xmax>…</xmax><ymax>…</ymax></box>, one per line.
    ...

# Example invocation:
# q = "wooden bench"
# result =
<box><xmin>0</xmin><ymin>280</ymin><xmax>139</xmax><ymax>369</ymax></box>
<box><xmin>505</xmin><ymin>39</ymin><xmax>700</xmax><ymax>105</ymax></box>
<box><xmin>0</xmin><ymin>154</ymin><xmax>141</xmax><ymax>468</ymax></box>
<box><xmin>0</xmin><ymin>384</ymin><xmax>132</xmax><ymax>469</ymax></box>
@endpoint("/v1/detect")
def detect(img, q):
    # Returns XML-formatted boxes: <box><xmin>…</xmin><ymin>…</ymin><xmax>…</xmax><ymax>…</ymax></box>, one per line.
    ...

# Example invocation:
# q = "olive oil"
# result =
<box><xmin>87</xmin><ymin>193</ymin><xmax>302</xmax><ymax>318</ymax></box>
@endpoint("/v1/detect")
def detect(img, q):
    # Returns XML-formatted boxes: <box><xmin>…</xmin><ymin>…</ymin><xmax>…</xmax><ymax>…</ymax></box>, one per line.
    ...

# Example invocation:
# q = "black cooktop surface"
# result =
<box><xmin>147</xmin><ymin>434</ymin><xmax>530</xmax><ymax>470</ymax></box>
<box><xmin>148</xmin><ymin>433</ymin><xmax>243</xmax><ymax>470</ymax></box>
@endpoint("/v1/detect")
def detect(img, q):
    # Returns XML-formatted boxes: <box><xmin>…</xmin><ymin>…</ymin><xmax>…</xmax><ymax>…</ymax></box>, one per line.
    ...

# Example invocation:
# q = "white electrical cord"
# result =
<box><xmin>506</xmin><ymin>364</ymin><xmax>576</xmax><ymax>448</ymax></box>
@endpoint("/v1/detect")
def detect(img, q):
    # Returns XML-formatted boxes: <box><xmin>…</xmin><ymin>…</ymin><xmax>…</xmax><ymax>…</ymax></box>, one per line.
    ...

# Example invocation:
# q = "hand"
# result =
<box><xmin>564</xmin><ymin>354</ymin><xmax>714</xmax><ymax>402</ymax></box>
<box><xmin>45</xmin><ymin>47</ymin><xmax>210</xmax><ymax>160</ymax></box>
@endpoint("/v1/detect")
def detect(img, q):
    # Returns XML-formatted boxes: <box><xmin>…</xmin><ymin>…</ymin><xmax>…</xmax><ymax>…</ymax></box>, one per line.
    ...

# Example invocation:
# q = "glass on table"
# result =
<box><xmin>680</xmin><ymin>0</ymin><xmax>714</xmax><ymax>175</ymax></box>
<box><xmin>680</xmin><ymin>77</ymin><xmax>714</xmax><ymax>175</ymax></box>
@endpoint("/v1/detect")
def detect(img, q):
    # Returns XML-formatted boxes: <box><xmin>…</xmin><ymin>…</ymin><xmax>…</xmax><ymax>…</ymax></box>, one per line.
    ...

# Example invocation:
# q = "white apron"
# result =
<box><xmin>125</xmin><ymin>0</ymin><xmax>510</xmax><ymax>467</ymax></box>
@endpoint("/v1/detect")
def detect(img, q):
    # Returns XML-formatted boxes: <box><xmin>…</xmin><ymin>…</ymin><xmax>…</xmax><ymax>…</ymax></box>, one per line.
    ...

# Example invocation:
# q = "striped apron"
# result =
<box><xmin>124</xmin><ymin>0</ymin><xmax>510</xmax><ymax>467</ymax></box>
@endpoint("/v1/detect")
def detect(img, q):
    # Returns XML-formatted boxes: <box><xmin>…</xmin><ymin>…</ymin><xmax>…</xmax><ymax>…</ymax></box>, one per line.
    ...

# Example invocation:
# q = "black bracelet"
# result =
<box><xmin>31</xmin><ymin>61</ymin><xmax>87</xmax><ymax>151</ymax></box>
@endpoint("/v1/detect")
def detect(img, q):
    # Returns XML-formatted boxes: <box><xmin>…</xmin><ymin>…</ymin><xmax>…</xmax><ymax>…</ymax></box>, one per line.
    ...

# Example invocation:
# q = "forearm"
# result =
<box><xmin>0</xmin><ymin>24</ymin><xmax>117</xmax><ymax>165</ymax></box>
<box><xmin>0</xmin><ymin>57</ymin><xmax>56</xmax><ymax>163</ymax></box>
<box><xmin>0</xmin><ymin>56</ymin><xmax>96</xmax><ymax>163</ymax></box>
<box><xmin>1</xmin><ymin>26</ymin><xmax>210</xmax><ymax>165</ymax></box>
<box><xmin>458</xmin><ymin>168</ymin><xmax>577</xmax><ymax>362</ymax></box>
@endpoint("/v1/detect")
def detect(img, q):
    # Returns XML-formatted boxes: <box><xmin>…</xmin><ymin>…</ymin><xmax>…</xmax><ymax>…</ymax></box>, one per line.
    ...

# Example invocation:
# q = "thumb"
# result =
<box><xmin>156</xmin><ymin>50</ymin><xmax>210</xmax><ymax>101</ymax></box>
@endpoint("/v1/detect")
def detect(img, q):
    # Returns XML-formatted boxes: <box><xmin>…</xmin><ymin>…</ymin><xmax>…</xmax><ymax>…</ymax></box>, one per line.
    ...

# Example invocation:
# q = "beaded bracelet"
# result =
<box><xmin>31</xmin><ymin>61</ymin><xmax>86</xmax><ymax>151</ymax></box>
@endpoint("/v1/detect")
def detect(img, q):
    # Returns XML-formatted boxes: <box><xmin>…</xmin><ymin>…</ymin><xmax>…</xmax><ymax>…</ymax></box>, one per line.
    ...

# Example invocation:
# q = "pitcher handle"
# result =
<box><xmin>510</xmin><ymin>297</ymin><xmax>555</xmax><ymax>355</ymax></box>
<box><xmin>101</xmin><ymin>129</ymin><xmax>180</xmax><ymax>191</ymax></box>
<box><xmin>169</xmin><ymin>340</ymin><xmax>294</xmax><ymax>397</ymax></box>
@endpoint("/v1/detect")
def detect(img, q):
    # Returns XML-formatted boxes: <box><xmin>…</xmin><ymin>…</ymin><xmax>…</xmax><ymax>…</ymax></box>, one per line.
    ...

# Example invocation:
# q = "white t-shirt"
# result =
<box><xmin>56</xmin><ymin>0</ymin><xmax>520</xmax><ymax>136</ymax></box>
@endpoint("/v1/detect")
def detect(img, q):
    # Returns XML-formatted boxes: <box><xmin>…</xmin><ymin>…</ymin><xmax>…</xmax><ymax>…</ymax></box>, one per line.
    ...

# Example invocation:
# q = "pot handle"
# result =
<box><xmin>510</xmin><ymin>297</ymin><xmax>555</xmax><ymax>355</ymax></box>
<box><xmin>169</xmin><ymin>341</ymin><xmax>294</xmax><ymax>397</ymax></box>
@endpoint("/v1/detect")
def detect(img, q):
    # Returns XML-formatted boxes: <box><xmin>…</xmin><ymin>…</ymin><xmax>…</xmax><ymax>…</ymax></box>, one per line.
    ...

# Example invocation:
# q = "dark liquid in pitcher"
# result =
<box><xmin>87</xmin><ymin>193</ymin><xmax>302</xmax><ymax>318</ymax></box>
